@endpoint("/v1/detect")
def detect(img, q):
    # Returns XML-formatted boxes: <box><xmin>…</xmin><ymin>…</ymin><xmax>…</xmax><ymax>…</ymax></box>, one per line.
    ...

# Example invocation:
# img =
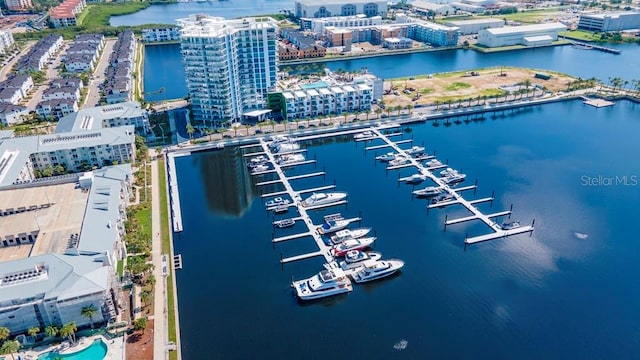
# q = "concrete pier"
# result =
<box><xmin>166</xmin><ymin>153</ymin><xmax>183</xmax><ymax>233</ymax></box>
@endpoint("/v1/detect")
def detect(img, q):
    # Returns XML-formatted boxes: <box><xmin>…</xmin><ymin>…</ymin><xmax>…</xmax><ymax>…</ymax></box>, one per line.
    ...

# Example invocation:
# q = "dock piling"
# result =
<box><xmin>509</xmin><ymin>204</ymin><xmax>513</xmax><ymax>219</ymax></box>
<box><xmin>444</xmin><ymin>215</ymin><xmax>448</xmax><ymax>231</ymax></box>
<box><xmin>490</xmin><ymin>190</ymin><xmax>495</xmax><ymax>207</ymax></box>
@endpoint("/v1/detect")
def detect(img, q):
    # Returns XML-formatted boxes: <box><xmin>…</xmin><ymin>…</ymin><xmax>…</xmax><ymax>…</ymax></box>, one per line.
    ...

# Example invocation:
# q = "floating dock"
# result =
<box><xmin>581</xmin><ymin>96</ymin><xmax>615</xmax><ymax>108</ymax></box>
<box><xmin>368</xmin><ymin>128</ymin><xmax>533</xmax><ymax>245</ymax></box>
<box><xmin>250</xmin><ymin>139</ymin><xmax>342</xmax><ymax>264</ymax></box>
<box><xmin>166</xmin><ymin>153</ymin><xmax>183</xmax><ymax>233</ymax></box>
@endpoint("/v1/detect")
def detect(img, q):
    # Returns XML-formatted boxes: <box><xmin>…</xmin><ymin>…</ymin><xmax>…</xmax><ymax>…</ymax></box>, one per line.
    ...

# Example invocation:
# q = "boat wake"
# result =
<box><xmin>393</xmin><ymin>339</ymin><xmax>408</xmax><ymax>351</ymax></box>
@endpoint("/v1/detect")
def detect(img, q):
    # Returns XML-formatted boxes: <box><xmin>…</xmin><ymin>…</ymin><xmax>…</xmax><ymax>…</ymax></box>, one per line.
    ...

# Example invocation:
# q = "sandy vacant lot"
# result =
<box><xmin>383</xmin><ymin>67</ymin><xmax>575</xmax><ymax>108</ymax></box>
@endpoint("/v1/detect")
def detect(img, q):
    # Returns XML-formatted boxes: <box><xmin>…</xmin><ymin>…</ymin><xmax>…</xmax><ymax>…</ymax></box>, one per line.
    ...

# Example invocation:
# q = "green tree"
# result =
<box><xmin>186</xmin><ymin>123</ymin><xmax>195</xmax><ymax>140</ymax></box>
<box><xmin>28</xmin><ymin>327</ymin><xmax>40</xmax><ymax>339</ymax></box>
<box><xmin>374</xmin><ymin>108</ymin><xmax>382</xmax><ymax>119</ymax></box>
<box><xmin>134</xmin><ymin>317</ymin><xmax>148</xmax><ymax>334</ymax></box>
<box><xmin>0</xmin><ymin>340</ymin><xmax>19</xmax><ymax>360</ymax></box>
<box><xmin>44</xmin><ymin>325</ymin><xmax>58</xmax><ymax>338</ymax></box>
<box><xmin>60</xmin><ymin>322</ymin><xmax>77</xmax><ymax>344</ymax></box>
<box><xmin>140</xmin><ymin>290</ymin><xmax>151</xmax><ymax>307</ymax></box>
<box><xmin>81</xmin><ymin>305</ymin><xmax>98</xmax><ymax>329</ymax></box>
<box><xmin>0</xmin><ymin>327</ymin><xmax>9</xmax><ymax>341</ymax></box>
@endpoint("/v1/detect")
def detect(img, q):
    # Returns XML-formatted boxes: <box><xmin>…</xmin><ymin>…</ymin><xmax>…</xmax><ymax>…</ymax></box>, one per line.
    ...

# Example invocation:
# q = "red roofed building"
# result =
<box><xmin>49</xmin><ymin>0</ymin><xmax>86</xmax><ymax>28</ymax></box>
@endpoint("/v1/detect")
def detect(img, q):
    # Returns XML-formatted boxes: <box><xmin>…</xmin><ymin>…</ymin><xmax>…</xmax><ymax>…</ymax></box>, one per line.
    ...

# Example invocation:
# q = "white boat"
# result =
<box><xmin>354</xmin><ymin>131</ymin><xmax>374</xmax><ymax>140</ymax></box>
<box><xmin>317</xmin><ymin>217</ymin><xmax>353</xmax><ymax>235</ymax></box>
<box><xmin>276</xmin><ymin>153</ymin><xmax>305</xmax><ymax>165</ymax></box>
<box><xmin>331</xmin><ymin>237</ymin><xmax>376</xmax><ymax>257</ymax></box>
<box><xmin>425</xmin><ymin>159</ymin><xmax>443</xmax><ymax>168</ymax></box>
<box><xmin>271</xmin><ymin>142</ymin><xmax>300</xmax><ymax>153</ymax></box>
<box><xmin>389</xmin><ymin>155</ymin><xmax>410</xmax><ymax>167</ymax></box>
<box><xmin>268</xmin><ymin>135</ymin><xmax>292</xmax><ymax>145</ymax></box>
<box><xmin>265</xmin><ymin>197</ymin><xmax>290</xmax><ymax>208</ymax></box>
<box><xmin>301</xmin><ymin>192</ymin><xmax>347</xmax><ymax>208</ymax></box>
<box><xmin>292</xmin><ymin>263</ymin><xmax>353</xmax><ymax>300</ymax></box>
<box><xmin>375</xmin><ymin>152</ymin><xmax>396</xmax><ymax>162</ymax></box>
<box><xmin>413</xmin><ymin>186</ymin><xmax>443</xmax><ymax>198</ymax></box>
<box><xmin>442</xmin><ymin>173</ymin><xmax>466</xmax><ymax>184</ymax></box>
<box><xmin>273</xmin><ymin>218</ymin><xmax>295</xmax><ymax>228</ymax></box>
<box><xmin>501</xmin><ymin>219</ymin><xmax>520</xmax><ymax>230</ymax></box>
<box><xmin>439</xmin><ymin>167</ymin><xmax>457</xmax><ymax>177</ymax></box>
<box><xmin>249</xmin><ymin>155</ymin><xmax>268</xmax><ymax>166</ymax></box>
<box><xmin>350</xmin><ymin>259</ymin><xmax>405</xmax><ymax>283</ymax></box>
<box><xmin>339</xmin><ymin>250</ymin><xmax>382</xmax><ymax>271</ymax></box>
<box><xmin>251</xmin><ymin>164</ymin><xmax>269</xmax><ymax>174</ymax></box>
<box><xmin>404</xmin><ymin>173</ymin><xmax>427</xmax><ymax>185</ymax></box>
<box><xmin>430</xmin><ymin>193</ymin><xmax>455</xmax><ymax>205</ymax></box>
<box><xmin>330</xmin><ymin>228</ymin><xmax>372</xmax><ymax>244</ymax></box>
<box><xmin>404</xmin><ymin>146</ymin><xmax>425</xmax><ymax>156</ymax></box>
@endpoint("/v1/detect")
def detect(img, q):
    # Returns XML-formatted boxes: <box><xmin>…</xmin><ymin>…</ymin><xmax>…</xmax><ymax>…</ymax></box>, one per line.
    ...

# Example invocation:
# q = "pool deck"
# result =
<box><xmin>19</xmin><ymin>335</ymin><xmax>125</xmax><ymax>360</ymax></box>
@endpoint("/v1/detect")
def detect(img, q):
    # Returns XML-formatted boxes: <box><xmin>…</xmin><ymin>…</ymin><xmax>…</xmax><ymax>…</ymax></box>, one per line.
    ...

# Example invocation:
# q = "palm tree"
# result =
<box><xmin>434</xmin><ymin>100</ymin><xmax>440</xmax><ymax>110</ymax></box>
<box><xmin>0</xmin><ymin>340</ymin><xmax>19</xmax><ymax>360</ymax></box>
<box><xmin>447</xmin><ymin>99</ymin><xmax>453</xmax><ymax>109</ymax></box>
<box><xmin>185</xmin><ymin>123</ymin><xmax>195</xmax><ymax>140</ymax></box>
<box><xmin>28</xmin><ymin>327</ymin><xmax>40</xmax><ymax>339</ymax></box>
<box><xmin>342</xmin><ymin>112</ymin><xmax>348</xmax><ymax>124</ymax></box>
<box><xmin>244</xmin><ymin>124</ymin><xmax>251</xmax><ymax>136</ymax></box>
<box><xmin>81</xmin><ymin>305</ymin><xmax>98</xmax><ymax>329</ymax></box>
<box><xmin>44</xmin><ymin>325</ymin><xmax>58</xmax><ymax>338</ymax></box>
<box><xmin>374</xmin><ymin>108</ymin><xmax>382</xmax><ymax>119</ymax></box>
<box><xmin>366</xmin><ymin>110</ymin><xmax>372</xmax><ymax>121</ymax></box>
<box><xmin>0</xmin><ymin>326</ymin><xmax>9</xmax><ymax>341</ymax></box>
<box><xmin>60</xmin><ymin>322</ymin><xmax>77</xmax><ymax>344</ymax></box>
<box><xmin>140</xmin><ymin>291</ymin><xmax>151</xmax><ymax>308</ymax></box>
<box><xmin>405</xmin><ymin>104</ymin><xmax>413</xmax><ymax>115</ymax></box>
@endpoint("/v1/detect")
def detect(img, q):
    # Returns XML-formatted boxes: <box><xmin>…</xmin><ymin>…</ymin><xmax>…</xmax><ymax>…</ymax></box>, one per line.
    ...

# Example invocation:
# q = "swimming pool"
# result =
<box><xmin>37</xmin><ymin>339</ymin><xmax>107</xmax><ymax>360</ymax></box>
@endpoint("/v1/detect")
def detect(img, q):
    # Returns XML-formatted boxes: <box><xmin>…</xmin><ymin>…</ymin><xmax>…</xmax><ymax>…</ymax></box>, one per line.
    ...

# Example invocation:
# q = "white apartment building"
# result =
<box><xmin>278</xmin><ymin>82</ymin><xmax>373</xmax><ymax>120</ymax></box>
<box><xmin>301</xmin><ymin>14</ymin><xmax>383</xmax><ymax>33</ymax></box>
<box><xmin>0</xmin><ymin>126</ymin><xmax>136</xmax><ymax>187</ymax></box>
<box><xmin>0</xmin><ymin>31</ymin><xmax>15</xmax><ymax>55</ymax></box>
<box><xmin>142</xmin><ymin>27</ymin><xmax>181</xmax><ymax>42</ymax></box>
<box><xmin>0</xmin><ymin>104</ymin><xmax>28</xmax><ymax>127</ymax></box>
<box><xmin>179</xmin><ymin>15</ymin><xmax>278</xmax><ymax>127</ymax></box>
<box><xmin>56</xmin><ymin>101</ymin><xmax>150</xmax><ymax>135</ymax></box>
<box><xmin>4</xmin><ymin>0</ymin><xmax>32</xmax><ymax>11</ymax></box>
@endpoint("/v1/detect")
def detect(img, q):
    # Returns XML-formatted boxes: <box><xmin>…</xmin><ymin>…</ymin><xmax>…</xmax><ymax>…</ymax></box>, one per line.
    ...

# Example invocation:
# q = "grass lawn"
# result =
<box><xmin>79</xmin><ymin>3</ymin><xmax>150</xmax><ymax>30</ymax></box>
<box><xmin>479</xmin><ymin>89</ymin><xmax>507</xmax><ymax>97</ymax></box>
<box><xmin>117</xmin><ymin>259</ymin><xmax>124</xmax><ymax>279</ymax></box>
<box><xmin>420</xmin><ymin>88</ymin><xmax>435</xmax><ymax>95</ymax></box>
<box><xmin>560</xmin><ymin>30</ymin><xmax>600</xmax><ymax>42</ymax></box>
<box><xmin>134</xmin><ymin>206</ymin><xmax>152</xmax><ymax>243</ymax></box>
<box><xmin>445</xmin><ymin>82</ymin><xmax>472</xmax><ymax>91</ymax></box>
<box><xmin>158</xmin><ymin>158</ymin><xmax>178</xmax><ymax>359</ymax></box>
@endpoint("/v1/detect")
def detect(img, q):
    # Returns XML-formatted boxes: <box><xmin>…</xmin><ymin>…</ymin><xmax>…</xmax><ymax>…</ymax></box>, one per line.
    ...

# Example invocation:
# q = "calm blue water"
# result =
<box><xmin>143</xmin><ymin>44</ymin><xmax>187</xmax><ymax>101</ymax></box>
<box><xmin>110</xmin><ymin>0</ymin><xmax>292</xmax><ymax>27</ymax></box>
<box><xmin>173</xmin><ymin>100</ymin><xmax>640</xmax><ymax>359</ymax></box>
<box><xmin>144</xmin><ymin>42</ymin><xmax>640</xmax><ymax>100</ymax></box>
<box><xmin>37</xmin><ymin>339</ymin><xmax>107</xmax><ymax>360</ymax></box>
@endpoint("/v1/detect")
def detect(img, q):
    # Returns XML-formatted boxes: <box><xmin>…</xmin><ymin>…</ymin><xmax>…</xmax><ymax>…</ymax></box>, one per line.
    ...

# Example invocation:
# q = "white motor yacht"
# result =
<box><xmin>354</xmin><ymin>131</ymin><xmax>374</xmax><ymax>140</ymax></box>
<box><xmin>439</xmin><ymin>167</ymin><xmax>458</xmax><ymax>177</ymax></box>
<box><xmin>331</xmin><ymin>237</ymin><xmax>376</xmax><ymax>257</ymax></box>
<box><xmin>425</xmin><ymin>159</ymin><xmax>443</xmax><ymax>168</ymax></box>
<box><xmin>405</xmin><ymin>146</ymin><xmax>425</xmax><ymax>156</ymax></box>
<box><xmin>248</xmin><ymin>155</ymin><xmax>268</xmax><ymax>166</ymax></box>
<box><xmin>375</xmin><ymin>152</ymin><xmax>397</xmax><ymax>162</ymax></box>
<box><xmin>501</xmin><ymin>219</ymin><xmax>520</xmax><ymax>230</ymax></box>
<box><xmin>412</xmin><ymin>186</ymin><xmax>443</xmax><ymax>198</ymax></box>
<box><xmin>265</xmin><ymin>197</ymin><xmax>290</xmax><ymax>208</ymax></box>
<box><xmin>301</xmin><ymin>192</ymin><xmax>347</xmax><ymax>208</ymax></box>
<box><xmin>292</xmin><ymin>263</ymin><xmax>353</xmax><ymax>300</ymax></box>
<box><xmin>351</xmin><ymin>259</ymin><xmax>405</xmax><ymax>283</ymax></box>
<box><xmin>330</xmin><ymin>228</ymin><xmax>372</xmax><ymax>244</ymax></box>
<box><xmin>442</xmin><ymin>173</ymin><xmax>466</xmax><ymax>184</ymax></box>
<box><xmin>430</xmin><ymin>193</ymin><xmax>455</xmax><ymax>205</ymax></box>
<box><xmin>251</xmin><ymin>164</ymin><xmax>269</xmax><ymax>174</ymax></box>
<box><xmin>389</xmin><ymin>155</ymin><xmax>410</xmax><ymax>167</ymax></box>
<box><xmin>276</xmin><ymin>153</ymin><xmax>305</xmax><ymax>165</ymax></box>
<box><xmin>404</xmin><ymin>173</ymin><xmax>427</xmax><ymax>185</ymax></box>
<box><xmin>273</xmin><ymin>218</ymin><xmax>295</xmax><ymax>228</ymax></box>
<box><xmin>339</xmin><ymin>250</ymin><xmax>382</xmax><ymax>271</ymax></box>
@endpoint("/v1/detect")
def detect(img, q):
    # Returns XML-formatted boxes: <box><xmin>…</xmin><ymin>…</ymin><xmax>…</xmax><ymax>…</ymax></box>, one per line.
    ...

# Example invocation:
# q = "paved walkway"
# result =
<box><xmin>150</xmin><ymin>158</ymin><xmax>168</xmax><ymax>360</ymax></box>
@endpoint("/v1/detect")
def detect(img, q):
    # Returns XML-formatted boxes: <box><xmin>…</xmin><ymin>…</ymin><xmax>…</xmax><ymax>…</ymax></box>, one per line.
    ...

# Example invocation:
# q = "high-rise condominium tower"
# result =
<box><xmin>179</xmin><ymin>15</ymin><xmax>278</xmax><ymax>127</ymax></box>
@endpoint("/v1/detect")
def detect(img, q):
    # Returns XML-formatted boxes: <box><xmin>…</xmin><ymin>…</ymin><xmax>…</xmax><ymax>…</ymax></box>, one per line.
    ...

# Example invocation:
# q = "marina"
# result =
<box><xmin>172</xmin><ymin>100</ymin><xmax>640</xmax><ymax>359</ymax></box>
<box><xmin>362</xmin><ymin>128</ymin><xmax>534</xmax><ymax>245</ymax></box>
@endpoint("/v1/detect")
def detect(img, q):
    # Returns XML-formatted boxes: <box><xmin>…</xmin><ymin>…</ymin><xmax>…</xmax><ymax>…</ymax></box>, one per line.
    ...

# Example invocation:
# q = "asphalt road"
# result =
<box><xmin>83</xmin><ymin>39</ymin><xmax>116</xmax><ymax>109</ymax></box>
<box><xmin>25</xmin><ymin>42</ymin><xmax>67</xmax><ymax>112</ymax></box>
